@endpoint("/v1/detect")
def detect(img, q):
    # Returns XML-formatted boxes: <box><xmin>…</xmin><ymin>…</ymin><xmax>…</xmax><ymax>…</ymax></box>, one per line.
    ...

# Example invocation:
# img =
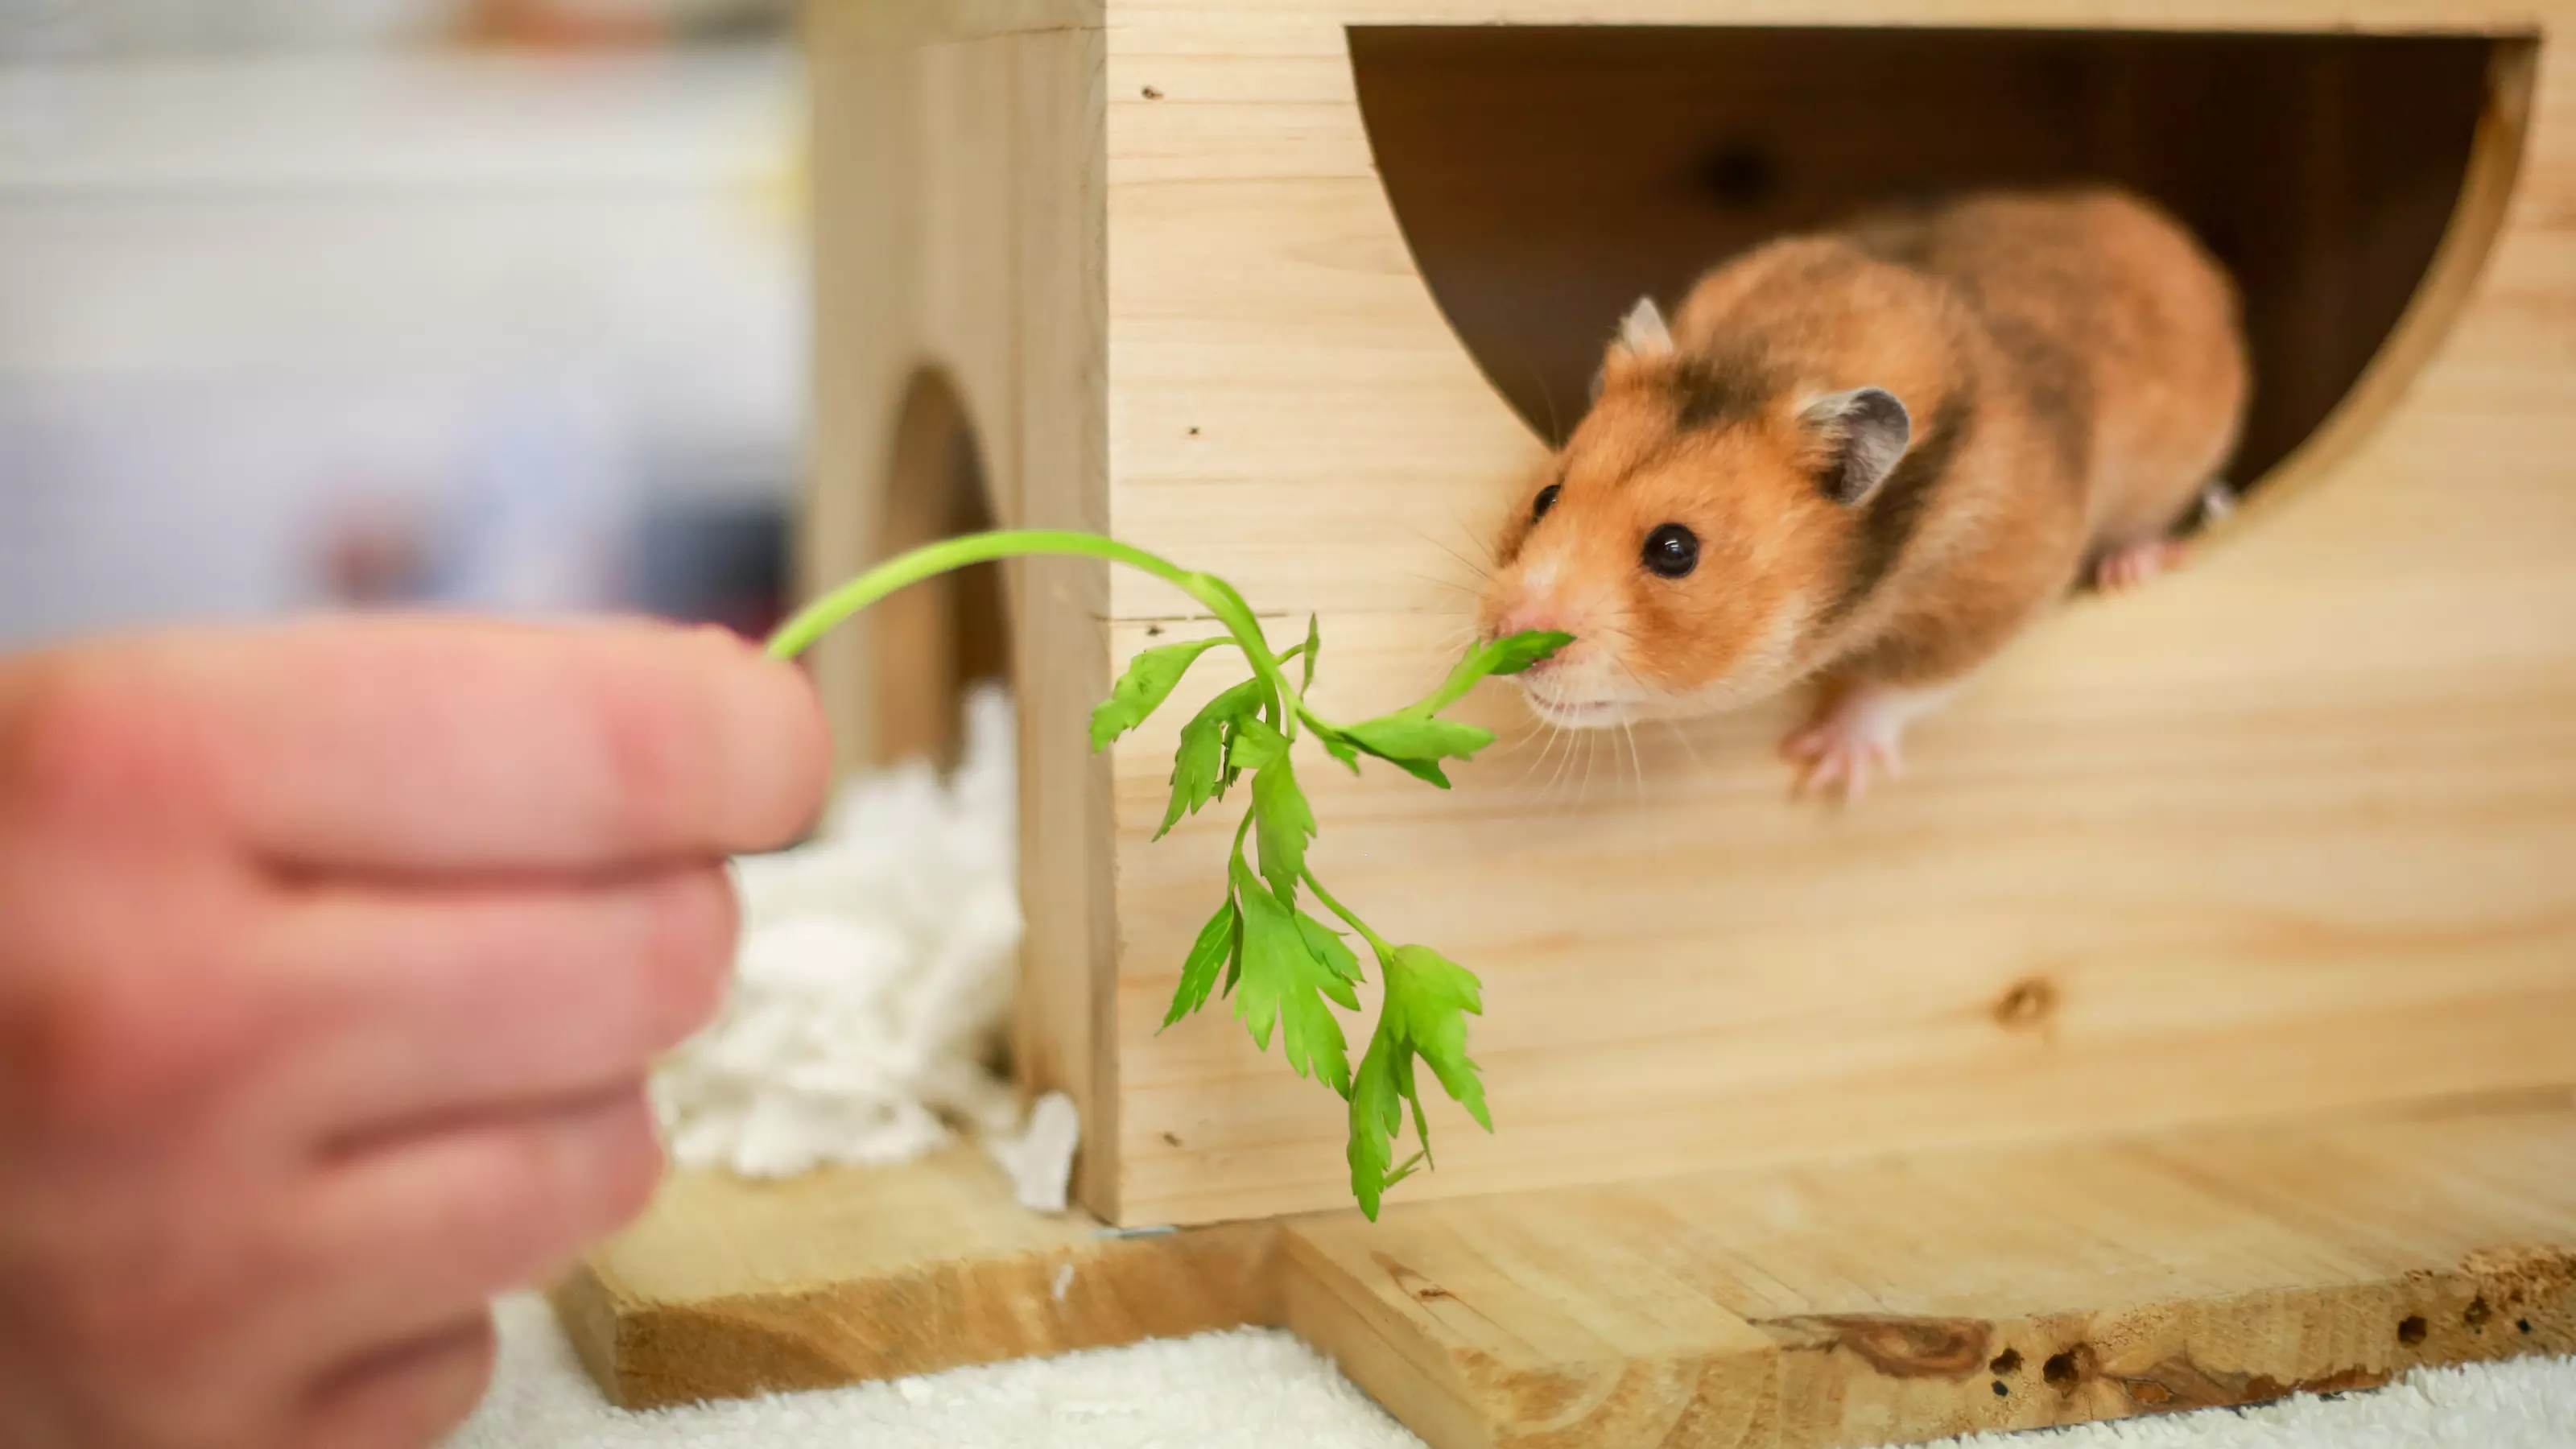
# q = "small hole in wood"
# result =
<box><xmin>1991</xmin><ymin>1348</ymin><xmax>2022</xmax><ymax>1375</ymax></box>
<box><xmin>2398</xmin><ymin>1315</ymin><xmax>2428</xmax><ymax>1345</ymax></box>
<box><xmin>2043</xmin><ymin>1352</ymin><xmax>2080</xmax><ymax>1388</ymax></box>
<box><xmin>1994</xmin><ymin>979</ymin><xmax>2058</xmax><ymax>1030</ymax></box>
<box><xmin>1187</xmin><ymin>426</ymin><xmax>1202</xmax><ymax>436</ymax></box>
<box><xmin>1159</xmin><ymin>1132</ymin><xmax>1183</xmax><ymax>1148</ymax></box>
<box><xmin>1146</xmin><ymin>624</ymin><xmax>1165</xmax><ymax>638</ymax></box>
<box><xmin>1991</xmin><ymin>1380</ymin><xmax>2008</xmax><ymax>1397</ymax></box>
<box><xmin>2465</xmin><ymin>1296</ymin><xmax>2492</xmax><ymax>1329</ymax></box>
<box><xmin>1142</xmin><ymin>85</ymin><xmax>1165</xmax><ymax>100</ymax></box>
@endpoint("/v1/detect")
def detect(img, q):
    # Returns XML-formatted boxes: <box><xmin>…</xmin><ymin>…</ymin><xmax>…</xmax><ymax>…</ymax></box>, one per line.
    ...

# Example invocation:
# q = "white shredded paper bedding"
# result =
<box><xmin>648</xmin><ymin>684</ymin><xmax>1074</xmax><ymax>1204</ymax></box>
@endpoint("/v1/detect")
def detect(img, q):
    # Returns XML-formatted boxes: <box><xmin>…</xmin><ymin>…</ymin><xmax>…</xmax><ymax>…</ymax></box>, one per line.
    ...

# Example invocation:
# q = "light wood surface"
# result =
<box><xmin>551</xmin><ymin>1148</ymin><xmax>1276</xmax><ymax>1410</ymax></box>
<box><xmin>809</xmin><ymin>0</ymin><xmax>2576</xmax><ymax>1231</ymax></box>
<box><xmin>1287</xmin><ymin>1095</ymin><xmax>2576</xmax><ymax>1447</ymax></box>
<box><xmin>558</xmin><ymin>1099</ymin><xmax>2576</xmax><ymax>1445</ymax></box>
<box><xmin>803</xmin><ymin>7</ymin><xmax>1120</xmax><ymax>1208</ymax></box>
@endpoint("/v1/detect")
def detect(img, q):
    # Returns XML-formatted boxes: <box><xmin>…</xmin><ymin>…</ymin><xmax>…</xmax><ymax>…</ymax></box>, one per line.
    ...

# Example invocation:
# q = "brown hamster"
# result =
<box><xmin>1476</xmin><ymin>186</ymin><xmax>2250</xmax><ymax>799</ymax></box>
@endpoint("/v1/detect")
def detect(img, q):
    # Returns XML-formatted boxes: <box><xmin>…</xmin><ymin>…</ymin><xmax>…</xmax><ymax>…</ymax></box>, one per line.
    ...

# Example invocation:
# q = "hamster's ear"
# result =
<box><xmin>1616</xmin><ymin>297</ymin><xmax>1675</xmax><ymax>357</ymax></box>
<box><xmin>1600</xmin><ymin>297</ymin><xmax>1674</xmax><ymax>397</ymax></box>
<box><xmin>1798</xmin><ymin>387</ymin><xmax>1913</xmax><ymax>506</ymax></box>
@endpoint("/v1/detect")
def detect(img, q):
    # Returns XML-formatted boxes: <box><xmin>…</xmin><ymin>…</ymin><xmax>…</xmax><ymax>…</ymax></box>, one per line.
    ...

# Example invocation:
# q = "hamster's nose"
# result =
<box><xmin>1492</xmin><ymin>601</ymin><xmax>1567</xmax><ymax>652</ymax></box>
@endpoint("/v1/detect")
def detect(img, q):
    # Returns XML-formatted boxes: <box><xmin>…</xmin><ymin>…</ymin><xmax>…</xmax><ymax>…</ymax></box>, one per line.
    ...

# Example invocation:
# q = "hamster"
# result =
<box><xmin>1476</xmin><ymin>186</ymin><xmax>2250</xmax><ymax>799</ymax></box>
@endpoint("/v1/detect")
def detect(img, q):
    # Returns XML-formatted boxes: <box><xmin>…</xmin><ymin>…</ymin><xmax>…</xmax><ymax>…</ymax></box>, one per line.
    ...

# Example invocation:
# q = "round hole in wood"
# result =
<box><xmin>873</xmin><ymin>367</ymin><xmax>1010</xmax><ymax>772</ymax></box>
<box><xmin>1351</xmin><ymin>25</ymin><xmax>2529</xmax><ymax>502</ymax></box>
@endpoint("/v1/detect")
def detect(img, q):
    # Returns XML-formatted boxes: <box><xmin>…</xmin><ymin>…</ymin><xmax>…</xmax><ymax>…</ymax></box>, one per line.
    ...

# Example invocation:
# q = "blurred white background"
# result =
<box><xmin>0</xmin><ymin>0</ymin><xmax>807</xmax><ymax>649</ymax></box>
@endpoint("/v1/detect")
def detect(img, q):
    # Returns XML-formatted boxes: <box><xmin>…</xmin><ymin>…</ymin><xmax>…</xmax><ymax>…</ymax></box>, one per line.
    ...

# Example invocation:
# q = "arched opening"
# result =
<box><xmin>873</xmin><ymin>368</ymin><xmax>1009</xmax><ymax>770</ymax></box>
<box><xmin>1351</xmin><ymin>26</ymin><xmax>2527</xmax><ymax>495</ymax></box>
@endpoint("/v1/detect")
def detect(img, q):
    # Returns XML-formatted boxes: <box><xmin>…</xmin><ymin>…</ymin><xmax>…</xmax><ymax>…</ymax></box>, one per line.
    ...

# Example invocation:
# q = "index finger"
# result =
<box><xmin>16</xmin><ymin>617</ymin><xmax>834</xmax><ymax>875</ymax></box>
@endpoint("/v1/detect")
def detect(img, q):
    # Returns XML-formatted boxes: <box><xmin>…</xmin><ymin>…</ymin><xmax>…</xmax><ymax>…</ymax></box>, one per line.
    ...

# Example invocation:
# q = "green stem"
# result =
<box><xmin>1302</xmin><ymin>867</ymin><xmax>1392</xmax><ymax>957</ymax></box>
<box><xmin>766</xmin><ymin>529</ymin><xmax>1316</xmax><ymax>733</ymax></box>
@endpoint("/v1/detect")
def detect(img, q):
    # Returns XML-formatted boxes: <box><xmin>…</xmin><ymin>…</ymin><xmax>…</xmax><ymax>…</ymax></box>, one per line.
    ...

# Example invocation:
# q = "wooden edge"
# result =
<box><xmin>551</xmin><ymin>1212</ymin><xmax>1282</xmax><ymax>1411</ymax></box>
<box><xmin>545</xmin><ymin>1261</ymin><xmax>628</xmax><ymax>1406</ymax></box>
<box><xmin>2207</xmin><ymin>35</ymin><xmax>2541</xmax><ymax>546</ymax></box>
<box><xmin>554</xmin><ymin>1105</ymin><xmax>2575</xmax><ymax>1444</ymax></box>
<box><xmin>1281</xmin><ymin>1244</ymin><xmax>2576</xmax><ymax>1449</ymax></box>
<box><xmin>803</xmin><ymin>0</ymin><xmax>1100</xmax><ymax>55</ymax></box>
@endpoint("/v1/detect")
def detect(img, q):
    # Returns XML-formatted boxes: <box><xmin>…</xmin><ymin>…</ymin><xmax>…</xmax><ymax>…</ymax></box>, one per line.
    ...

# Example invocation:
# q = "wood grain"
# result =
<box><xmin>1093</xmin><ymin>2</ymin><xmax>2576</xmax><ymax>1227</ymax></box>
<box><xmin>803</xmin><ymin>10</ymin><xmax>1120</xmax><ymax>1208</ymax></box>
<box><xmin>551</xmin><ymin>1148</ymin><xmax>1278</xmax><ymax>1410</ymax></box>
<box><xmin>808</xmin><ymin>0</ymin><xmax>2576</xmax><ymax>1232</ymax></box>
<box><xmin>558</xmin><ymin>1100</ymin><xmax>2576</xmax><ymax>1445</ymax></box>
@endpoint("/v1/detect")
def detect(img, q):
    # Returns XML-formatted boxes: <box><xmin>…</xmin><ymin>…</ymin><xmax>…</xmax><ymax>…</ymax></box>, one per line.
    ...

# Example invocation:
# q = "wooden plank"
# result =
<box><xmin>809</xmin><ymin>0</ymin><xmax>1100</xmax><ymax>54</ymax></box>
<box><xmin>550</xmin><ymin>1147</ymin><xmax>1277</xmax><ymax>1410</ymax></box>
<box><xmin>555</xmin><ymin>1101</ymin><xmax>2576</xmax><ymax>1443</ymax></box>
<box><xmin>801</xmin><ymin>11</ymin><xmax>1119</xmax><ymax>1209</ymax></box>
<box><xmin>1286</xmin><ymin>1097</ymin><xmax>2576</xmax><ymax>1447</ymax></box>
<box><xmin>1007</xmin><ymin>24</ymin><xmax>1123</xmax><ymax>1218</ymax></box>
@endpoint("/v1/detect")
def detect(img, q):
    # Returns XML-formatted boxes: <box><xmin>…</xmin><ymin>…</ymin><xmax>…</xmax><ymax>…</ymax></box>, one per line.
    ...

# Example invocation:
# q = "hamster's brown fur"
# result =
<box><xmin>1478</xmin><ymin>186</ymin><xmax>2249</xmax><ymax>796</ymax></box>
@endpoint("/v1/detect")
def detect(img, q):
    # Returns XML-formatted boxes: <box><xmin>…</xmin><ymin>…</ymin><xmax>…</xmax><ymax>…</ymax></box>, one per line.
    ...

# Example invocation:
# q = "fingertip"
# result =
<box><xmin>718</xmin><ymin>636</ymin><xmax>835</xmax><ymax>853</ymax></box>
<box><xmin>638</xmin><ymin>865</ymin><xmax>743</xmax><ymax>1051</ymax></box>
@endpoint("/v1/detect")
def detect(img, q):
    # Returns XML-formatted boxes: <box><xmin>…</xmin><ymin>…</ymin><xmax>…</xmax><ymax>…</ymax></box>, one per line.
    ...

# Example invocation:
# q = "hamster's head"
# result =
<box><xmin>1476</xmin><ymin>298</ymin><xmax>1917</xmax><ymax>729</ymax></box>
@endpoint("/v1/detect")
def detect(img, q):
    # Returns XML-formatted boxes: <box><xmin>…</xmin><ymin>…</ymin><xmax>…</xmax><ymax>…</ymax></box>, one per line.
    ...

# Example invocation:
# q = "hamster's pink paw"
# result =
<box><xmin>1782</xmin><ymin>694</ymin><xmax>1909</xmax><ymax>805</ymax></box>
<box><xmin>2091</xmin><ymin>538</ymin><xmax>2187</xmax><ymax>592</ymax></box>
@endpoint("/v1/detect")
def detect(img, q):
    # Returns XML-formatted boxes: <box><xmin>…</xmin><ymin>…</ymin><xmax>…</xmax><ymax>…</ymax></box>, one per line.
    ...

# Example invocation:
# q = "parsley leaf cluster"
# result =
<box><xmin>769</xmin><ymin>528</ymin><xmax>1568</xmax><ymax>1218</ymax></box>
<box><xmin>1094</xmin><ymin>623</ymin><xmax>1568</xmax><ymax>1217</ymax></box>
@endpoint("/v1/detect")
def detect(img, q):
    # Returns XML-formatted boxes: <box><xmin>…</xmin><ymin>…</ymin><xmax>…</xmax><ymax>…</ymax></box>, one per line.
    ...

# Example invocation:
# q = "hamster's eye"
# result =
<box><xmin>1643</xmin><ymin>523</ymin><xmax>1700</xmax><ymax>579</ymax></box>
<box><xmin>1531</xmin><ymin>484</ymin><xmax>1562</xmax><ymax>522</ymax></box>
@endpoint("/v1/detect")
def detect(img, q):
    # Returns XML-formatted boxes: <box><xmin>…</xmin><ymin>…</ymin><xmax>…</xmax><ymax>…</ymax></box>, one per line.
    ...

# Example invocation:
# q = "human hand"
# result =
<box><xmin>0</xmin><ymin>617</ymin><xmax>830</xmax><ymax>1449</ymax></box>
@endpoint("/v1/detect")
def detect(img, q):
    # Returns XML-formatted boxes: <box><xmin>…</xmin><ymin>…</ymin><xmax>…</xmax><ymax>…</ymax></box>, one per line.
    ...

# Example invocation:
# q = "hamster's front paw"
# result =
<box><xmin>2090</xmin><ymin>537</ymin><xmax>2187</xmax><ymax>592</ymax></box>
<box><xmin>1781</xmin><ymin>681</ymin><xmax>1955</xmax><ymax>804</ymax></box>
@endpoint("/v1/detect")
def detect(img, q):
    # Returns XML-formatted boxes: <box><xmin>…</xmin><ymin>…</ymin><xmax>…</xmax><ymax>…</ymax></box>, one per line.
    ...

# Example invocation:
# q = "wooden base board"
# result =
<box><xmin>555</xmin><ymin>1100</ymin><xmax>2576</xmax><ymax>1446</ymax></box>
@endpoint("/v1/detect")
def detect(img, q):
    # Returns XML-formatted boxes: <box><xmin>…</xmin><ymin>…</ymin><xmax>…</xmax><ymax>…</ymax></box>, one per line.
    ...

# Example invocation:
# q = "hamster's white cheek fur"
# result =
<box><xmin>1514</xmin><ymin>625</ymin><xmax>1652</xmax><ymax>729</ymax></box>
<box><xmin>1521</xmin><ymin>592</ymin><xmax>1813</xmax><ymax>729</ymax></box>
<box><xmin>1520</xmin><ymin>682</ymin><xmax>1638</xmax><ymax>729</ymax></box>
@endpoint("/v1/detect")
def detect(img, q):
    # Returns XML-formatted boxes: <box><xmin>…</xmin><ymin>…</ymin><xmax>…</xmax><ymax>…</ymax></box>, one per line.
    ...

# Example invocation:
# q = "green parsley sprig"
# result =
<box><xmin>768</xmin><ymin>529</ymin><xmax>1568</xmax><ymax>1218</ymax></box>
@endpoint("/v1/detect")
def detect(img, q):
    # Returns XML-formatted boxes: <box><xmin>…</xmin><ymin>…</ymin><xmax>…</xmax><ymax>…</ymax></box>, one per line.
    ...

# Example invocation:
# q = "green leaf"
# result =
<box><xmin>1420</xmin><ymin>630</ymin><xmax>1577</xmax><ymax>715</ymax></box>
<box><xmin>1162</xmin><ymin>894</ymin><xmax>1240</xmax><ymax>1029</ymax></box>
<box><xmin>1228</xmin><ymin>713</ymin><xmax>1289</xmax><ymax>773</ymax></box>
<box><xmin>1328</xmin><ymin>713</ymin><xmax>1499</xmax><ymax>791</ymax></box>
<box><xmin>1381</xmin><ymin>1149</ymin><xmax>1427</xmax><ymax>1193</ymax></box>
<box><xmin>1250</xmin><ymin>756</ymin><xmax>1316</xmax><ymax>904</ymax></box>
<box><xmin>1229</xmin><ymin>854</ymin><xmax>1355</xmax><ymax>1097</ymax></box>
<box><xmin>1348</xmin><ymin>1040</ymin><xmax>1406</xmax><ymax>1220</ymax></box>
<box><xmin>1092</xmin><ymin>638</ymin><xmax>1232</xmax><ymax>752</ymax></box>
<box><xmin>1387</xmin><ymin>944</ymin><xmax>1492</xmax><ymax>1130</ymax></box>
<box><xmin>1295</xmin><ymin>911</ymin><xmax>1365</xmax><ymax>996</ymax></box>
<box><xmin>1159</xmin><ymin>720</ymin><xmax>1227</xmax><ymax>840</ymax></box>
<box><xmin>1346</xmin><ymin>943</ymin><xmax>1491</xmax><ymax>1220</ymax></box>
<box><xmin>1343</xmin><ymin>715</ymin><xmax>1495</xmax><ymax>762</ymax></box>
<box><xmin>1302</xmin><ymin>613</ymin><xmax>1322</xmax><ymax>696</ymax></box>
<box><xmin>1159</xmin><ymin>679</ymin><xmax>1266</xmax><ymax>839</ymax></box>
<box><xmin>1476</xmin><ymin>630</ymin><xmax>1578</xmax><ymax>679</ymax></box>
<box><xmin>1315</xmin><ymin>725</ymin><xmax>1361</xmax><ymax>775</ymax></box>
